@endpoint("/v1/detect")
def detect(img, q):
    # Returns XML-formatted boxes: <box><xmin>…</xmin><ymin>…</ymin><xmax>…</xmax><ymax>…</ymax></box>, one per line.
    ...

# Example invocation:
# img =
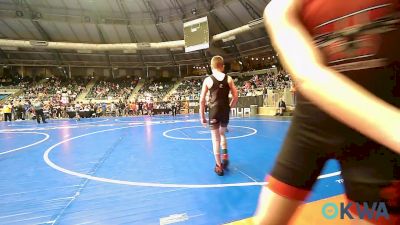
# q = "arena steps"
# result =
<box><xmin>128</xmin><ymin>79</ymin><xmax>145</xmax><ymax>101</ymax></box>
<box><xmin>162</xmin><ymin>78</ymin><xmax>183</xmax><ymax>101</ymax></box>
<box><xmin>75</xmin><ymin>78</ymin><xmax>97</xmax><ymax>102</ymax></box>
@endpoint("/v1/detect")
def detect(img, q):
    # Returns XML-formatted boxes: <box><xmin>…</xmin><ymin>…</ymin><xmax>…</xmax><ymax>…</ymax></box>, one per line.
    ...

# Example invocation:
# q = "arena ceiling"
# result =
<box><xmin>0</xmin><ymin>0</ymin><xmax>273</xmax><ymax>69</ymax></box>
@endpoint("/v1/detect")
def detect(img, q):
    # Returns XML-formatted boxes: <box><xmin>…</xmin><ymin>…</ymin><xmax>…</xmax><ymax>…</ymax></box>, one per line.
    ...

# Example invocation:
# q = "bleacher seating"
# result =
<box><xmin>169</xmin><ymin>78</ymin><xmax>202</xmax><ymax>101</ymax></box>
<box><xmin>136</xmin><ymin>79</ymin><xmax>174</xmax><ymax>102</ymax></box>
<box><xmin>87</xmin><ymin>78</ymin><xmax>137</xmax><ymax>100</ymax></box>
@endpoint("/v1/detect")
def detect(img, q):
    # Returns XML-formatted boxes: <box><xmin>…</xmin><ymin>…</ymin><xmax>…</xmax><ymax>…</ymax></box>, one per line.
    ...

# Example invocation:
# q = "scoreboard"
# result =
<box><xmin>183</xmin><ymin>16</ymin><xmax>210</xmax><ymax>53</ymax></box>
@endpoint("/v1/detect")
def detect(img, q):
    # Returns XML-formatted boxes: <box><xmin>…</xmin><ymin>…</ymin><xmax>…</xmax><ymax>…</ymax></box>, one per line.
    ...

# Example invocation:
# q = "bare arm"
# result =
<box><xmin>265</xmin><ymin>0</ymin><xmax>400</xmax><ymax>153</ymax></box>
<box><xmin>199</xmin><ymin>78</ymin><xmax>210</xmax><ymax>125</ymax></box>
<box><xmin>228</xmin><ymin>76</ymin><xmax>238</xmax><ymax>108</ymax></box>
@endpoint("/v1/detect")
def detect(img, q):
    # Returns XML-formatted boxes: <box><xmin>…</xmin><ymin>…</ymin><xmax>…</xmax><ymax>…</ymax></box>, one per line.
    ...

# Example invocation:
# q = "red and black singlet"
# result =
<box><xmin>300</xmin><ymin>0</ymin><xmax>400</xmax><ymax>71</ymax></box>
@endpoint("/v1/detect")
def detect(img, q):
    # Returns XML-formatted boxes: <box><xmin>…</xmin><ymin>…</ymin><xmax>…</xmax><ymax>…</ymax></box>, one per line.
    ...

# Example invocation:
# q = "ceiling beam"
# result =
<box><xmin>200</xmin><ymin>0</ymin><xmax>242</xmax><ymax>60</ymax></box>
<box><xmin>199</xmin><ymin>50</ymin><xmax>211</xmax><ymax>74</ymax></box>
<box><xmin>3</xmin><ymin>52</ymin><xmax>276</xmax><ymax>68</ymax></box>
<box><xmin>5</xmin><ymin>57</ymin><xmax>207</xmax><ymax>67</ymax></box>
<box><xmin>0</xmin><ymin>0</ymin><xmax>245</xmax><ymax>26</ymax></box>
<box><xmin>1</xmin><ymin>44</ymin><xmax>273</xmax><ymax>67</ymax></box>
<box><xmin>208</xmin><ymin>15</ymin><xmax>242</xmax><ymax>60</ymax></box>
<box><xmin>0</xmin><ymin>49</ymin><xmax>11</xmax><ymax>64</ymax></box>
<box><xmin>116</xmin><ymin>0</ymin><xmax>146</xmax><ymax>67</ymax></box>
<box><xmin>19</xmin><ymin>0</ymin><xmax>65</xmax><ymax>71</ymax></box>
<box><xmin>170</xmin><ymin>0</ymin><xmax>211</xmax><ymax>69</ymax></box>
<box><xmin>94</xmin><ymin>23</ymin><xmax>112</xmax><ymax>68</ymax></box>
<box><xmin>169</xmin><ymin>0</ymin><xmax>186</xmax><ymax>19</ymax></box>
<box><xmin>143</xmin><ymin>0</ymin><xmax>177</xmax><ymax>66</ymax></box>
<box><xmin>237</xmin><ymin>0</ymin><xmax>261</xmax><ymax>20</ymax></box>
<box><xmin>2</xmin><ymin>50</ymin><xmax>204</xmax><ymax>58</ymax></box>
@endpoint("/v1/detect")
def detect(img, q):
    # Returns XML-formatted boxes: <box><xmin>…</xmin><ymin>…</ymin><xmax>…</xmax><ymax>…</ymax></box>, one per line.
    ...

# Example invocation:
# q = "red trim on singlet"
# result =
<box><xmin>266</xmin><ymin>176</ymin><xmax>310</xmax><ymax>201</ymax></box>
<box><xmin>300</xmin><ymin>0</ymin><xmax>398</xmax><ymax>36</ymax></box>
<box><xmin>345</xmin><ymin>198</ymin><xmax>400</xmax><ymax>225</ymax></box>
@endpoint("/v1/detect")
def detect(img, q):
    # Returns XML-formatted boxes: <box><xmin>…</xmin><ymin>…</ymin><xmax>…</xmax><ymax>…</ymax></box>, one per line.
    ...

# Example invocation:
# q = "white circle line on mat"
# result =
<box><xmin>0</xmin><ymin>132</ymin><xmax>50</xmax><ymax>155</ymax></box>
<box><xmin>43</xmin><ymin>122</ymin><xmax>341</xmax><ymax>188</ymax></box>
<box><xmin>162</xmin><ymin>125</ymin><xmax>257</xmax><ymax>141</ymax></box>
<box><xmin>70</xmin><ymin>118</ymin><xmax>110</xmax><ymax>125</ymax></box>
<box><xmin>7</xmin><ymin>118</ymin><xmax>110</xmax><ymax>127</ymax></box>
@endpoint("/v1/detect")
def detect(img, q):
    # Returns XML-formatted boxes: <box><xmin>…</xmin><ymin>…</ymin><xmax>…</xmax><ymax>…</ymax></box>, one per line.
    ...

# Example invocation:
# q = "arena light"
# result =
<box><xmin>123</xmin><ymin>49</ymin><xmax>136</xmax><ymax>54</ymax></box>
<box><xmin>29</xmin><ymin>40</ymin><xmax>48</xmax><ymax>46</ymax></box>
<box><xmin>77</xmin><ymin>49</ymin><xmax>92</xmax><ymax>54</ymax></box>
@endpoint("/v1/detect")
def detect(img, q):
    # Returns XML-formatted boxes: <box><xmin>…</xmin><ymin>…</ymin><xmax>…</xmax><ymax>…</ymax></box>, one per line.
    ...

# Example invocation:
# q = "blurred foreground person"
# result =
<box><xmin>255</xmin><ymin>0</ymin><xmax>400</xmax><ymax>225</ymax></box>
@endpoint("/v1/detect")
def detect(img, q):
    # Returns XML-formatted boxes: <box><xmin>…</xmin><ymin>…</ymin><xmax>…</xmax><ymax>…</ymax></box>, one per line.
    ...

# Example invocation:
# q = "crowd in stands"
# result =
<box><xmin>169</xmin><ymin>79</ymin><xmax>202</xmax><ymax>101</ymax></box>
<box><xmin>0</xmin><ymin>81</ymin><xmax>32</xmax><ymax>90</ymax></box>
<box><xmin>168</xmin><ymin>70</ymin><xmax>292</xmax><ymax>101</ymax></box>
<box><xmin>136</xmin><ymin>79</ymin><xmax>174</xmax><ymax>102</ymax></box>
<box><xmin>0</xmin><ymin>69</ymin><xmax>294</xmax><ymax>121</ymax></box>
<box><xmin>0</xmin><ymin>76</ymin><xmax>182</xmax><ymax>121</ymax></box>
<box><xmin>1</xmin><ymin>76</ymin><xmax>88</xmax><ymax>121</ymax></box>
<box><xmin>236</xmin><ymin>70</ymin><xmax>292</xmax><ymax>97</ymax></box>
<box><xmin>1</xmin><ymin>99</ymin><xmax>184</xmax><ymax>121</ymax></box>
<box><xmin>87</xmin><ymin>78</ymin><xmax>138</xmax><ymax>100</ymax></box>
<box><xmin>19</xmin><ymin>76</ymin><xmax>89</xmax><ymax>104</ymax></box>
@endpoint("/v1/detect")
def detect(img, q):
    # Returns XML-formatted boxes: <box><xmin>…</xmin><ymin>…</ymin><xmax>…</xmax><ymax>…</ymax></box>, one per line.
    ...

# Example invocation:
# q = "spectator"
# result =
<box><xmin>276</xmin><ymin>98</ymin><xmax>286</xmax><ymax>116</ymax></box>
<box><xmin>33</xmin><ymin>99</ymin><xmax>47</xmax><ymax>124</ymax></box>
<box><xmin>3</xmin><ymin>102</ymin><xmax>12</xmax><ymax>121</ymax></box>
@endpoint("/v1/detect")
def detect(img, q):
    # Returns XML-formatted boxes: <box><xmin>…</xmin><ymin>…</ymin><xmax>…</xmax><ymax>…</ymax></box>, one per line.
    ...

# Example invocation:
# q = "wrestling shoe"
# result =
<box><xmin>222</xmin><ymin>159</ymin><xmax>229</xmax><ymax>169</ymax></box>
<box><xmin>214</xmin><ymin>164</ymin><xmax>224</xmax><ymax>176</ymax></box>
